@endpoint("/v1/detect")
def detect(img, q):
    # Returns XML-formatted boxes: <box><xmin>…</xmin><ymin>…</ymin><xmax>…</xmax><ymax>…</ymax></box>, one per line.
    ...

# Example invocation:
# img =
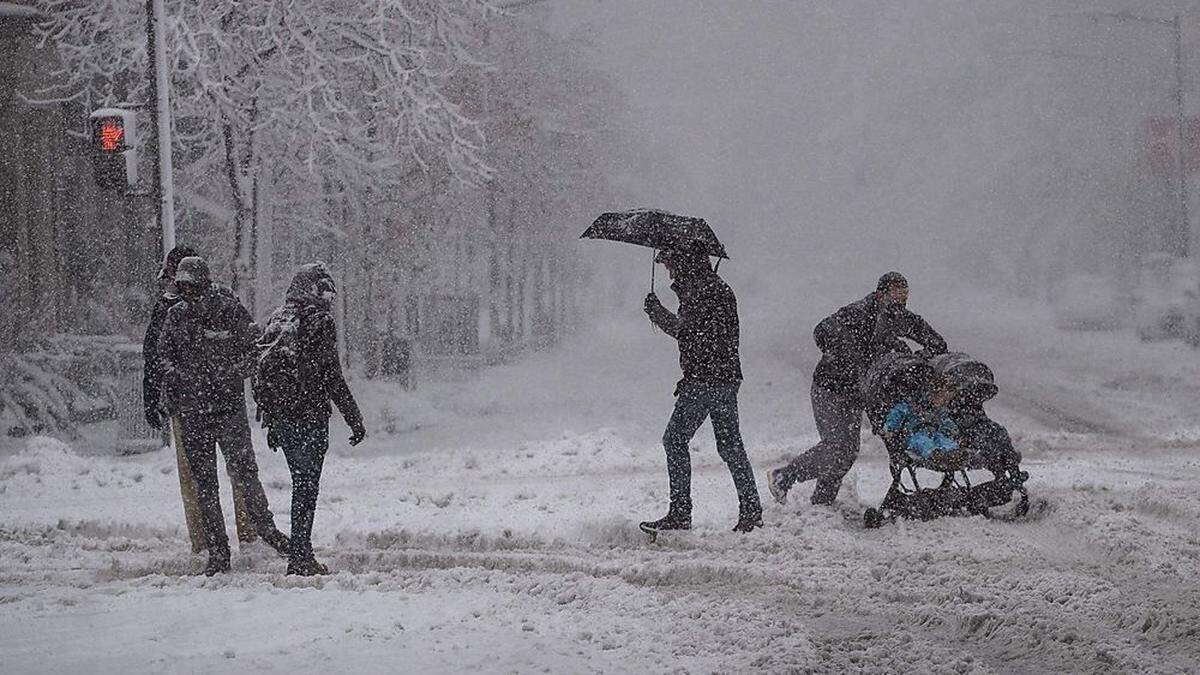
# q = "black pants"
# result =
<box><xmin>662</xmin><ymin>382</ymin><xmax>761</xmax><ymax>515</ymax></box>
<box><xmin>179</xmin><ymin>406</ymin><xmax>281</xmax><ymax>558</ymax></box>
<box><xmin>776</xmin><ymin>382</ymin><xmax>864</xmax><ymax>504</ymax></box>
<box><xmin>276</xmin><ymin>416</ymin><xmax>330</xmax><ymax>563</ymax></box>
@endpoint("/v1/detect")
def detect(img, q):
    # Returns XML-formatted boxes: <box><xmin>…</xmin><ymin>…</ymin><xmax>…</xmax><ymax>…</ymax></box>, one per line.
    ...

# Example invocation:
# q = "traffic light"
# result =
<box><xmin>89</xmin><ymin>108</ymin><xmax>138</xmax><ymax>190</ymax></box>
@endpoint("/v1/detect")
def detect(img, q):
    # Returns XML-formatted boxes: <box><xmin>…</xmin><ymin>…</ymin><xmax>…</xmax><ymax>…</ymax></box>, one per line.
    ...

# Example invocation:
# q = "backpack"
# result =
<box><xmin>251</xmin><ymin>307</ymin><xmax>303</xmax><ymax>427</ymax></box>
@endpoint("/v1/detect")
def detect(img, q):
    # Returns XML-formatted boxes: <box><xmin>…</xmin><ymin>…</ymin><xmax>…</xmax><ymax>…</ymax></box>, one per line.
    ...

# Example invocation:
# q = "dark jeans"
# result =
<box><xmin>179</xmin><ymin>406</ymin><xmax>281</xmax><ymax>558</ymax></box>
<box><xmin>276</xmin><ymin>416</ymin><xmax>330</xmax><ymax>563</ymax></box>
<box><xmin>662</xmin><ymin>381</ymin><xmax>761</xmax><ymax>515</ymax></box>
<box><xmin>776</xmin><ymin>382</ymin><xmax>864</xmax><ymax>504</ymax></box>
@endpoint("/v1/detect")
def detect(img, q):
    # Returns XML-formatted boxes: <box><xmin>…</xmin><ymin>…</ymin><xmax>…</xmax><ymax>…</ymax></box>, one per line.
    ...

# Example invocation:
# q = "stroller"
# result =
<box><xmin>859</xmin><ymin>350</ymin><xmax>1029</xmax><ymax>528</ymax></box>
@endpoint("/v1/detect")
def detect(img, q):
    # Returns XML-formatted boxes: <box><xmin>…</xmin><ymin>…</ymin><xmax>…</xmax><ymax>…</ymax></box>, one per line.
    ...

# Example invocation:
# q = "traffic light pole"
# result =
<box><xmin>145</xmin><ymin>0</ymin><xmax>175</xmax><ymax>255</ymax></box>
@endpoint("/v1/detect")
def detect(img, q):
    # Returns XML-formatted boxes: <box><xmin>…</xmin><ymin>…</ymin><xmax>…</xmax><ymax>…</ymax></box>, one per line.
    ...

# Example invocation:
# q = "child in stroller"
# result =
<box><xmin>860</xmin><ymin>351</ymin><xmax>1029</xmax><ymax>528</ymax></box>
<box><xmin>882</xmin><ymin>374</ymin><xmax>961</xmax><ymax>466</ymax></box>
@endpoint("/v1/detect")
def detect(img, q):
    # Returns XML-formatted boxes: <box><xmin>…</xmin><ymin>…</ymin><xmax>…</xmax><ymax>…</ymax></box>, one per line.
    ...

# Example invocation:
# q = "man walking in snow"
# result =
<box><xmin>254</xmin><ymin>263</ymin><xmax>366</xmax><ymax>576</ymax></box>
<box><xmin>158</xmin><ymin>256</ymin><xmax>291</xmax><ymax>575</ymax></box>
<box><xmin>143</xmin><ymin>245</ymin><xmax>262</xmax><ymax>552</ymax></box>
<box><xmin>767</xmin><ymin>272</ymin><xmax>947</xmax><ymax>506</ymax></box>
<box><xmin>640</xmin><ymin>242</ymin><xmax>763</xmax><ymax>535</ymax></box>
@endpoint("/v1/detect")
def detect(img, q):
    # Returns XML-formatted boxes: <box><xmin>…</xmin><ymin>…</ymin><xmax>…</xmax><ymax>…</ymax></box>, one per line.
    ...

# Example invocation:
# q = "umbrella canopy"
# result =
<box><xmin>581</xmin><ymin>209</ymin><xmax>730</xmax><ymax>259</ymax></box>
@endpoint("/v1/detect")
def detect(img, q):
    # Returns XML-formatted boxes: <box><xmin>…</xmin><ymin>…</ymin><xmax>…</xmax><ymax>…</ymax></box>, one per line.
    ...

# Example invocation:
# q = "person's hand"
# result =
<box><xmin>349</xmin><ymin>418</ymin><xmax>367</xmax><ymax>446</ymax></box>
<box><xmin>643</xmin><ymin>292</ymin><xmax>663</xmax><ymax>315</ymax></box>
<box><xmin>144</xmin><ymin>403</ymin><xmax>163</xmax><ymax>430</ymax></box>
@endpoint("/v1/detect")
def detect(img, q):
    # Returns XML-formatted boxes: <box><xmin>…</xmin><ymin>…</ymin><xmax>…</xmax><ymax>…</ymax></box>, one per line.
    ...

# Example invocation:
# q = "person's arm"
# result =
<box><xmin>312</xmin><ymin>313</ymin><xmax>366</xmax><ymax>444</ymax></box>
<box><xmin>141</xmin><ymin>300</ymin><xmax>168</xmax><ymax>428</ymax></box>
<box><xmin>644</xmin><ymin>293</ymin><xmax>680</xmax><ymax>338</ymax></box>
<box><xmin>229</xmin><ymin>299</ymin><xmax>262</xmax><ymax>379</ymax></box>
<box><xmin>904</xmin><ymin>311</ymin><xmax>948</xmax><ymax>355</ymax></box>
<box><xmin>158</xmin><ymin>308</ymin><xmax>184</xmax><ymax>393</ymax></box>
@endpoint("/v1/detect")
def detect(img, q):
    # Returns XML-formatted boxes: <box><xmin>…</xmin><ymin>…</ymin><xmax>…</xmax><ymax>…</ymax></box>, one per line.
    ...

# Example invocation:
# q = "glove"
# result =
<box><xmin>144</xmin><ymin>402</ymin><xmax>164</xmax><ymax>430</ymax></box>
<box><xmin>348</xmin><ymin>418</ymin><xmax>367</xmax><ymax>446</ymax></box>
<box><xmin>643</xmin><ymin>292</ymin><xmax>663</xmax><ymax>315</ymax></box>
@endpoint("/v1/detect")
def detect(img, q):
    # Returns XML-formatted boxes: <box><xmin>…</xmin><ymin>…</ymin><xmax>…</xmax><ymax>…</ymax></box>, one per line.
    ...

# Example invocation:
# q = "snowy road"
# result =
<box><xmin>3</xmin><ymin>294</ymin><xmax>1200</xmax><ymax>673</ymax></box>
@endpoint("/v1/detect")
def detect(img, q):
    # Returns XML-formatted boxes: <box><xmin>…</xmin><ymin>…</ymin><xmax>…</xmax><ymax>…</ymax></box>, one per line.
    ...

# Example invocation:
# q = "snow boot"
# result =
<box><xmin>767</xmin><ymin>468</ymin><xmax>789</xmax><ymax>506</ymax></box>
<box><xmin>732</xmin><ymin>514</ymin><xmax>763</xmax><ymax>533</ymax></box>
<box><xmin>262</xmin><ymin>529</ymin><xmax>291</xmax><ymax>559</ymax></box>
<box><xmin>732</xmin><ymin>501</ymin><xmax>763</xmax><ymax>533</ymax></box>
<box><xmin>203</xmin><ymin>552</ymin><xmax>231</xmax><ymax>577</ymax></box>
<box><xmin>639</xmin><ymin>509</ymin><xmax>692</xmax><ymax>536</ymax></box>
<box><xmin>286</xmin><ymin>557</ymin><xmax>330</xmax><ymax>577</ymax></box>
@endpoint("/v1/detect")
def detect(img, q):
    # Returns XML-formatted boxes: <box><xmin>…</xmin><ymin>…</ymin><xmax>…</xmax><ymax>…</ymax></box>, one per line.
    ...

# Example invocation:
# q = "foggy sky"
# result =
<box><xmin>546</xmin><ymin>0</ymin><xmax>1200</xmax><ymax>307</ymax></box>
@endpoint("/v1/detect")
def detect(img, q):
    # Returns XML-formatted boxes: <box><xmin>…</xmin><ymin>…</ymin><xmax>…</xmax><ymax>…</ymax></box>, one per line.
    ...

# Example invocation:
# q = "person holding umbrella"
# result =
<box><xmin>582</xmin><ymin>210</ymin><xmax>763</xmax><ymax>535</ymax></box>
<box><xmin>641</xmin><ymin>242</ymin><xmax>762</xmax><ymax>534</ymax></box>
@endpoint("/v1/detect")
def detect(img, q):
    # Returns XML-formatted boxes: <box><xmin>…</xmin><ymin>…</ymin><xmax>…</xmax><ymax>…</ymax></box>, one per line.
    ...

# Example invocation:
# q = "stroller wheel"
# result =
<box><xmin>864</xmin><ymin>507</ymin><xmax>884</xmax><ymax>529</ymax></box>
<box><xmin>1013</xmin><ymin>486</ymin><xmax>1030</xmax><ymax>518</ymax></box>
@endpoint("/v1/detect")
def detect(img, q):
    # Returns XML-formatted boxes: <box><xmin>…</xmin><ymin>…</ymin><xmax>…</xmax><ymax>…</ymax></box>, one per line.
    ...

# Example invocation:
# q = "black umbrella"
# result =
<box><xmin>581</xmin><ymin>209</ymin><xmax>729</xmax><ymax>290</ymax></box>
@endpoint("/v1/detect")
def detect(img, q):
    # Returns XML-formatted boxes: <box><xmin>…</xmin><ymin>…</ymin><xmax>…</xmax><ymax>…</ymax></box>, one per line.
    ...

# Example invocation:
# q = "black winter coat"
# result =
<box><xmin>142</xmin><ymin>291</ymin><xmax>182</xmax><ymax>413</ymax></box>
<box><xmin>258</xmin><ymin>264</ymin><xmax>362</xmax><ymax>427</ymax></box>
<box><xmin>812</xmin><ymin>294</ymin><xmax>946</xmax><ymax>394</ymax></box>
<box><xmin>647</xmin><ymin>271</ymin><xmax>743</xmax><ymax>391</ymax></box>
<box><xmin>159</xmin><ymin>285</ymin><xmax>259</xmax><ymax>415</ymax></box>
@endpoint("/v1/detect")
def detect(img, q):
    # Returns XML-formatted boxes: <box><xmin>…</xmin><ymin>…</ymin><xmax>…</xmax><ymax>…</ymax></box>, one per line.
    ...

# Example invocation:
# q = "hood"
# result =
<box><xmin>286</xmin><ymin>262</ymin><xmax>336</xmax><ymax>307</ymax></box>
<box><xmin>174</xmin><ymin>256</ymin><xmax>212</xmax><ymax>288</ymax></box>
<box><xmin>159</xmin><ymin>245</ymin><xmax>199</xmax><ymax>281</ymax></box>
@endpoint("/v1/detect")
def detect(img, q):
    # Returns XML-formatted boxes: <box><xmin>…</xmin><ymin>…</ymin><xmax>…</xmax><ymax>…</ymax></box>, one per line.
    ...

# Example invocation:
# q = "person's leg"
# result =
<box><xmin>708</xmin><ymin>383</ymin><xmax>761</xmax><ymax>525</ymax></box>
<box><xmin>215</xmin><ymin>406</ymin><xmax>289</xmax><ymax>553</ymax></box>
<box><xmin>808</xmin><ymin>387</ymin><xmax>863</xmax><ymax>505</ymax></box>
<box><xmin>657</xmin><ymin>383</ymin><xmax>713</xmax><ymax>519</ymax></box>
<box><xmin>281</xmin><ymin>417</ymin><xmax>329</xmax><ymax>567</ymax></box>
<box><xmin>179</xmin><ymin>413</ymin><xmax>229</xmax><ymax>569</ymax></box>
<box><xmin>774</xmin><ymin>382</ymin><xmax>849</xmax><ymax>486</ymax></box>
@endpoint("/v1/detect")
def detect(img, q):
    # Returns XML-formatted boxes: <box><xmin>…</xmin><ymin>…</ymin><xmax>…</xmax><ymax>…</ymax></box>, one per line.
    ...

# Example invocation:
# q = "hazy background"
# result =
<box><xmin>548</xmin><ymin>0</ymin><xmax>1200</xmax><ymax>316</ymax></box>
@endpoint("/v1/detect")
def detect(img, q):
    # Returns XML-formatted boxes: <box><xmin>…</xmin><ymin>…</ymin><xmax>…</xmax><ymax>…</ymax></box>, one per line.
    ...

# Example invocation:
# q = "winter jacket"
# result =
<box><xmin>142</xmin><ymin>290</ymin><xmax>182</xmax><ymax>414</ymax></box>
<box><xmin>259</xmin><ymin>264</ymin><xmax>362</xmax><ymax>427</ymax></box>
<box><xmin>646</xmin><ymin>270</ymin><xmax>743</xmax><ymax>390</ymax></box>
<box><xmin>158</xmin><ymin>285</ymin><xmax>260</xmax><ymax>415</ymax></box>
<box><xmin>813</xmin><ymin>294</ymin><xmax>946</xmax><ymax>393</ymax></box>
<box><xmin>884</xmin><ymin>399</ymin><xmax>959</xmax><ymax>459</ymax></box>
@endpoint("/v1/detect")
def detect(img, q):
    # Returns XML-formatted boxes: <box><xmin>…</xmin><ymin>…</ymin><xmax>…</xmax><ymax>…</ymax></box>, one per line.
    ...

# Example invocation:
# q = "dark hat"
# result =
<box><xmin>158</xmin><ymin>245</ymin><xmax>199</xmax><ymax>280</ymax></box>
<box><xmin>876</xmin><ymin>271</ymin><xmax>908</xmax><ymax>293</ymax></box>
<box><xmin>174</xmin><ymin>256</ymin><xmax>211</xmax><ymax>287</ymax></box>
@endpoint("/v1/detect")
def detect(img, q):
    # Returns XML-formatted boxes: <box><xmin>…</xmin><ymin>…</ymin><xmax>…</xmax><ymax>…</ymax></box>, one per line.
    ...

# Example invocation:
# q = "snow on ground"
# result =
<box><xmin>2</xmin><ymin>289</ymin><xmax>1200</xmax><ymax>673</ymax></box>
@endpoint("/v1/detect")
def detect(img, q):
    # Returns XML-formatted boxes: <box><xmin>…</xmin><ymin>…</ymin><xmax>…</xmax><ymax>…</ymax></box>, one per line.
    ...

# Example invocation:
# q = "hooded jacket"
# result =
<box><xmin>142</xmin><ymin>246</ymin><xmax>200</xmax><ymax>415</ymax></box>
<box><xmin>812</xmin><ymin>293</ymin><xmax>946</xmax><ymax>394</ymax></box>
<box><xmin>158</xmin><ymin>275</ymin><xmax>259</xmax><ymax>415</ymax></box>
<box><xmin>259</xmin><ymin>264</ymin><xmax>362</xmax><ymax>426</ymax></box>
<box><xmin>646</xmin><ymin>264</ymin><xmax>743</xmax><ymax>389</ymax></box>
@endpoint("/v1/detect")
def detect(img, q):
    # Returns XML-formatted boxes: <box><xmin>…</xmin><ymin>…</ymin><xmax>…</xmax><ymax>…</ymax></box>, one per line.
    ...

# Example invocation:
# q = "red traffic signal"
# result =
<box><xmin>88</xmin><ymin>108</ymin><xmax>137</xmax><ymax>190</ymax></box>
<box><xmin>95</xmin><ymin>117</ymin><xmax>125</xmax><ymax>152</ymax></box>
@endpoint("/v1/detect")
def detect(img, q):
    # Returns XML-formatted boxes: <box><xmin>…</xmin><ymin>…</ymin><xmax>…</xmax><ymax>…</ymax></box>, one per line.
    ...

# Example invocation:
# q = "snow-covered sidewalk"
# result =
<box><xmin>3</xmin><ymin>294</ymin><xmax>1200</xmax><ymax>672</ymax></box>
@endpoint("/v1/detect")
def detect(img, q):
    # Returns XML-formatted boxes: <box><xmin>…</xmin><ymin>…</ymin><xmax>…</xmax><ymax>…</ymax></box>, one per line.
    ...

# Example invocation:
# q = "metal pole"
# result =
<box><xmin>1173</xmin><ymin>13</ymin><xmax>1189</xmax><ymax>257</ymax></box>
<box><xmin>152</xmin><ymin>0</ymin><xmax>175</xmax><ymax>254</ymax></box>
<box><xmin>144</xmin><ymin>0</ymin><xmax>162</xmax><ymax>257</ymax></box>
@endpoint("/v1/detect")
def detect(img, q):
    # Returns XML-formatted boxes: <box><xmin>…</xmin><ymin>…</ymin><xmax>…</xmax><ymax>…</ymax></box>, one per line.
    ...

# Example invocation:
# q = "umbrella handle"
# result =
<box><xmin>650</xmin><ymin>251</ymin><xmax>655</xmax><ymax>292</ymax></box>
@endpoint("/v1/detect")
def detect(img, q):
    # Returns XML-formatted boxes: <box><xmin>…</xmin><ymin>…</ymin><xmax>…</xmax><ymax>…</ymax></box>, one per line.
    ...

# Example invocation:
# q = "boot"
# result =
<box><xmin>638</xmin><ymin>506</ymin><xmax>692</xmax><ymax>535</ymax></box>
<box><xmin>262</xmin><ymin>529</ymin><xmax>291</xmax><ymax>559</ymax></box>
<box><xmin>203</xmin><ymin>551</ymin><xmax>231</xmax><ymax>577</ymax></box>
<box><xmin>733</xmin><ymin>491</ymin><xmax>763</xmax><ymax>533</ymax></box>
<box><xmin>767</xmin><ymin>468</ymin><xmax>789</xmax><ymax>506</ymax></box>
<box><xmin>286</xmin><ymin>556</ymin><xmax>330</xmax><ymax>576</ymax></box>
